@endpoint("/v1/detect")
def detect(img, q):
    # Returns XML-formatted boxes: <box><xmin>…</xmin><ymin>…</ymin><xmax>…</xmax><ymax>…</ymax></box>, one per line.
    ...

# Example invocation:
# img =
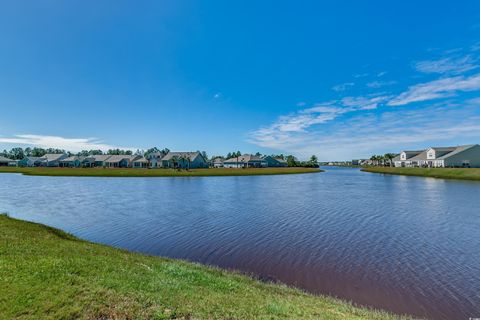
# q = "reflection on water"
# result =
<box><xmin>1</xmin><ymin>167</ymin><xmax>479</xmax><ymax>319</ymax></box>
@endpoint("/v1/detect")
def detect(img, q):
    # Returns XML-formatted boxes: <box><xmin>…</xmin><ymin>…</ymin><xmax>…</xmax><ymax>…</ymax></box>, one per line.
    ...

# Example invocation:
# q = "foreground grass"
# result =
<box><xmin>362</xmin><ymin>166</ymin><xmax>480</xmax><ymax>181</ymax></box>
<box><xmin>0</xmin><ymin>215</ymin><xmax>408</xmax><ymax>320</ymax></box>
<box><xmin>0</xmin><ymin>167</ymin><xmax>320</xmax><ymax>177</ymax></box>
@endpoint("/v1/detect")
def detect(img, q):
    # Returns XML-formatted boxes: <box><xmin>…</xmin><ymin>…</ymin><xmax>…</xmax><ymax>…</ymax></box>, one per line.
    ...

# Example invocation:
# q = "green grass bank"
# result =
<box><xmin>0</xmin><ymin>215</ymin><xmax>409</xmax><ymax>320</ymax></box>
<box><xmin>0</xmin><ymin>166</ymin><xmax>321</xmax><ymax>177</ymax></box>
<box><xmin>362</xmin><ymin>167</ymin><xmax>480</xmax><ymax>181</ymax></box>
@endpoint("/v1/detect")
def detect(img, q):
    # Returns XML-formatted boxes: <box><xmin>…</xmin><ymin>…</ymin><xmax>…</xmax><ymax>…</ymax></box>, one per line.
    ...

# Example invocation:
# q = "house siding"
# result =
<box><xmin>443</xmin><ymin>145</ymin><xmax>480</xmax><ymax>167</ymax></box>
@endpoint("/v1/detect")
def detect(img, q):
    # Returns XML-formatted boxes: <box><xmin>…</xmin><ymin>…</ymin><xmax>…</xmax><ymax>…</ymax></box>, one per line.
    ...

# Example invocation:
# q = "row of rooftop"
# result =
<box><xmin>0</xmin><ymin>151</ymin><xmax>288</xmax><ymax>169</ymax></box>
<box><xmin>352</xmin><ymin>144</ymin><xmax>480</xmax><ymax>168</ymax></box>
<box><xmin>392</xmin><ymin>144</ymin><xmax>480</xmax><ymax>168</ymax></box>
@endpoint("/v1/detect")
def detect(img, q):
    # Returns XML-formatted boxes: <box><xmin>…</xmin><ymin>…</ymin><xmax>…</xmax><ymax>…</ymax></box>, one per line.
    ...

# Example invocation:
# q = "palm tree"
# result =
<box><xmin>184</xmin><ymin>155</ymin><xmax>191</xmax><ymax>170</ymax></box>
<box><xmin>170</xmin><ymin>156</ymin><xmax>178</xmax><ymax>170</ymax></box>
<box><xmin>384</xmin><ymin>153</ymin><xmax>396</xmax><ymax>167</ymax></box>
<box><xmin>309</xmin><ymin>155</ymin><xmax>318</xmax><ymax>167</ymax></box>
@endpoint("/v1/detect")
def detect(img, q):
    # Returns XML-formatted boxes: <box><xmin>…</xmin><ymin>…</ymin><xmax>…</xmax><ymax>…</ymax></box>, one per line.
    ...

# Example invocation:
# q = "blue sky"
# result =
<box><xmin>1</xmin><ymin>1</ymin><xmax>480</xmax><ymax>160</ymax></box>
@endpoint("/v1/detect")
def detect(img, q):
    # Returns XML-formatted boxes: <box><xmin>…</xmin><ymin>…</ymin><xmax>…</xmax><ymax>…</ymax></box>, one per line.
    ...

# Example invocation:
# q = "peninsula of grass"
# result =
<box><xmin>362</xmin><ymin>166</ymin><xmax>480</xmax><ymax>181</ymax></box>
<box><xmin>0</xmin><ymin>214</ymin><xmax>409</xmax><ymax>320</ymax></box>
<box><xmin>0</xmin><ymin>166</ymin><xmax>321</xmax><ymax>177</ymax></box>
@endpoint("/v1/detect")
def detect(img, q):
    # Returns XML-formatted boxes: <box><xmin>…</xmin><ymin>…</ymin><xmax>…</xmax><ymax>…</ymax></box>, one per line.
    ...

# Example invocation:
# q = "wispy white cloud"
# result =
<box><xmin>249</xmin><ymin>44</ymin><xmax>480</xmax><ymax>160</ymax></box>
<box><xmin>332</xmin><ymin>82</ymin><xmax>354</xmax><ymax>92</ymax></box>
<box><xmin>366</xmin><ymin>80</ymin><xmax>397</xmax><ymax>89</ymax></box>
<box><xmin>353</xmin><ymin>73</ymin><xmax>369</xmax><ymax>78</ymax></box>
<box><xmin>249</xmin><ymin>95</ymin><xmax>391</xmax><ymax>153</ymax></box>
<box><xmin>0</xmin><ymin>134</ymin><xmax>136</xmax><ymax>152</ymax></box>
<box><xmin>388</xmin><ymin>73</ymin><xmax>480</xmax><ymax>106</ymax></box>
<box><xmin>341</xmin><ymin>95</ymin><xmax>391</xmax><ymax>110</ymax></box>
<box><xmin>249</xmin><ymin>100</ymin><xmax>480</xmax><ymax>160</ymax></box>
<box><xmin>414</xmin><ymin>55</ymin><xmax>477</xmax><ymax>75</ymax></box>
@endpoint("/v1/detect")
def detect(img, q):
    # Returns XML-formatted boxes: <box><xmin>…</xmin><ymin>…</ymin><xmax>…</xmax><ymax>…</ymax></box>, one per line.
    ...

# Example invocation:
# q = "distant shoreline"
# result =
<box><xmin>0</xmin><ymin>166</ymin><xmax>322</xmax><ymax>177</ymax></box>
<box><xmin>362</xmin><ymin>167</ymin><xmax>480</xmax><ymax>181</ymax></box>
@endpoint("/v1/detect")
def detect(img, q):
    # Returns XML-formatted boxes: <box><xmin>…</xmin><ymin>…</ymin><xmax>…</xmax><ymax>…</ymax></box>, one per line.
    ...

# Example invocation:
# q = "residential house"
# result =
<box><xmin>18</xmin><ymin>156</ymin><xmax>44</xmax><ymax>167</ymax></box>
<box><xmin>147</xmin><ymin>152</ymin><xmax>165</xmax><ymax>168</ymax></box>
<box><xmin>80</xmin><ymin>157</ymin><xmax>96</xmax><ymax>167</ymax></box>
<box><xmin>41</xmin><ymin>154</ymin><xmax>69</xmax><ymax>167</ymax></box>
<box><xmin>394</xmin><ymin>150</ymin><xmax>423</xmax><ymax>167</ymax></box>
<box><xmin>59</xmin><ymin>156</ymin><xmax>84</xmax><ymax>168</ymax></box>
<box><xmin>161</xmin><ymin>152</ymin><xmax>208</xmax><ymax>169</ymax></box>
<box><xmin>132</xmin><ymin>156</ymin><xmax>148</xmax><ymax>168</ymax></box>
<box><xmin>91</xmin><ymin>155</ymin><xmax>112</xmax><ymax>167</ymax></box>
<box><xmin>393</xmin><ymin>144</ymin><xmax>480</xmax><ymax>168</ymax></box>
<box><xmin>263</xmin><ymin>155</ymin><xmax>287</xmax><ymax>167</ymax></box>
<box><xmin>223</xmin><ymin>154</ymin><xmax>267</xmax><ymax>168</ymax></box>
<box><xmin>426</xmin><ymin>144</ymin><xmax>480</xmax><ymax>168</ymax></box>
<box><xmin>0</xmin><ymin>156</ymin><xmax>16</xmax><ymax>167</ymax></box>
<box><xmin>212</xmin><ymin>157</ymin><xmax>224</xmax><ymax>168</ymax></box>
<box><xmin>408</xmin><ymin>150</ymin><xmax>428</xmax><ymax>168</ymax></box>
<box><xmin>351</xmin><ymin>159</ymin><xmax>362</xmax><ymax>166</ymax></box>
<box><xmin>104</xmin><ymin>155</ymin><xmax>138</xmax><ymax>168</ymax></box>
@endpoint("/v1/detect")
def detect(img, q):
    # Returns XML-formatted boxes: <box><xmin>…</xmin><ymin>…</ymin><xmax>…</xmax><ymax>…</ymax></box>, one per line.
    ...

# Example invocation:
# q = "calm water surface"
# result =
<box><xmin>1</xmin><ymin>167</ymin><xmax>479</xmax><ymax>319</ymax></box>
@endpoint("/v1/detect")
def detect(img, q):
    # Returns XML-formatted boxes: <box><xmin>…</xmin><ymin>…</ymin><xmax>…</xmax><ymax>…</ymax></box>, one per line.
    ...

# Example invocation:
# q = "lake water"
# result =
<box><xmin>1</xmin><ymin>167</ymin><xmax>479</xmax><ymax>319</ymax></box>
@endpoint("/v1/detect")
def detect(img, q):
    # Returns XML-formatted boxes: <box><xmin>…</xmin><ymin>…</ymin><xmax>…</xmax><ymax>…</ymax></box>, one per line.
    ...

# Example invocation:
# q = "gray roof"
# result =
<box><xmin>132</xmin><ymin>156</ymin><xmax>148</xmax><ymax>163</ymax></box>
<box><xmin>60</xmin><ymin>156</ymin><xmax>80</xmax><ymax>162</ymax></box>
<box><xmin>162</xmin><ymin>152</ymin><xmax>202</xmax><ymax>161</ymax></box>
<box><xmin>437</xmin><ymin>144</ymin><xmax>478</xmax><ymax>160</ymax></box>
<box><xmin>401</xmin><ymin>150</ymin><xmax>423</xmax><ymax>159</ymax></box>
<box><xmin>392</xmin><ymin>155</ymin><xmax>401</xmax><ymax>162</ymax></box>
<box><xmin>92</xmin><ymin>155</ymin><xmax>111</xmax><ymax>162</ymax></box>
<box><xmin>430</xmin><ymin>147</ymin><xmax>457</xmax><ymax>152</ymax></box>
<box><xmin>212</xmin><ymin>157</ymin><xmax>224</xmax><ymax>163</ymax></box>
<box><xmin>224</xmin><ymin>154</ymin><xmax>265</xmax><ymax>163</ymax></box>
<box><xmin>44</xmin><ymin>154</ymin><xmax>67</xmax><ymax>162</ymax></box>
<box><xmin>0</xmin><ymin>156</ymin><xmax>13</xmax><ymax>162</ymax></box>
<box><xmin>105</xmin><ymin>155</ymin><xmax>136</xmax><ymax>163</ymax></box>
<box><xmin>409</xmin><ymin>150</ymin><xmax>428</xmax><ymax>161</ymax></box>
<box><xmin>24</xmin><ymin>156</ymin><xmax>44</xmax><ymax>161</ymax></box>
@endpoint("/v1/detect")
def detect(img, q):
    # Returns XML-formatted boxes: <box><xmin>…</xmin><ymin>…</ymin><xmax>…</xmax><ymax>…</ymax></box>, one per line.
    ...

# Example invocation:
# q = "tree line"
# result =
<box><xmin>1</xmin><ymin>146</ymin><xmax>319</xmax><ymax>167</ymax></box>
<box><xmin>0</xmin><ymin>147</ymin><xmax>160</xmax><ymax>160</ymax></box>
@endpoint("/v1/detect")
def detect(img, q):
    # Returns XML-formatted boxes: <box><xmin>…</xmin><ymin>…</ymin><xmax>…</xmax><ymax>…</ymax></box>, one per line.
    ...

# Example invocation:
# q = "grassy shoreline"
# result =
<box><xmin>0</xmin><ymin>214</ymin><xmax>409</xmax><ymax>319</ymax></box>
<box><xmin>0</xmin><ymin>166</ymin><xmax>321</xmax><ymax>177</ymax></box>
<box><xmin>362</xmin><ymin>167</ymin><xmax>480</xmax><ymax>181</ymax></box>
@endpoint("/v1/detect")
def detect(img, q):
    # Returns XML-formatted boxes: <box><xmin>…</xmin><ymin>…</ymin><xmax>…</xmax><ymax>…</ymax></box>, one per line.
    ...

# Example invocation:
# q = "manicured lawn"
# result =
<box><xmin>362</xmin><ymin>167</ymin><xmax>480</xmax><ymax>181</ymax></box>
<box><xmin>0</xmin><ymin>166</ymin><xmax>321</xmax><ymax>177</ymax></box>
<box><xmin>0</xmin><ymin>215</ymin><xmax>409</xmax><ymax>320</ymax></box>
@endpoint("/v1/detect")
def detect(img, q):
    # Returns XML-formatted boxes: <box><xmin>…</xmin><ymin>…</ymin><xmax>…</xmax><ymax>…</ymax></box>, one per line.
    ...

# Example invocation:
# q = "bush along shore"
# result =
<box><xmin>362</xmin><ymin>166</ymin><xmax>480</xmax><ymax>181</ymax></box>
<box><xmin>0</xmin><ymin>214</ymin><xmax>411</xmax><ymax>320</ymax></box>
<box><xmin>0</xmin><ymin>166</ymin><xmax>321</xmax><ymax>177</ymax></box>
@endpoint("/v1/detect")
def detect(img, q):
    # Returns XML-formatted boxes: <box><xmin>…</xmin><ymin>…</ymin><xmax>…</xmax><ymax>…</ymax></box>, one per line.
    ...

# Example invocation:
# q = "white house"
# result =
<box><xmin>212</xmin><ymin>158</ymin><xmax>224</xmax><ymax>168</ymax></box>
<box><xmin>394</xmin><ymin>150</ymin><xmax>423</xmax><ymax>167</ymax></box>
<box><xmin>147</xmin><ymin>152</ymin><xmax>165</xmax><ymax>168</ymax></box>
<box><xmin>426</xmin><ymin>145</ymin><xmax>480</xmax><ymax>168</ymax></box>
<box><xmin>394</xmin><ymin>144</ymin><xmax>480</xmax><ymax>168</ymax></box>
